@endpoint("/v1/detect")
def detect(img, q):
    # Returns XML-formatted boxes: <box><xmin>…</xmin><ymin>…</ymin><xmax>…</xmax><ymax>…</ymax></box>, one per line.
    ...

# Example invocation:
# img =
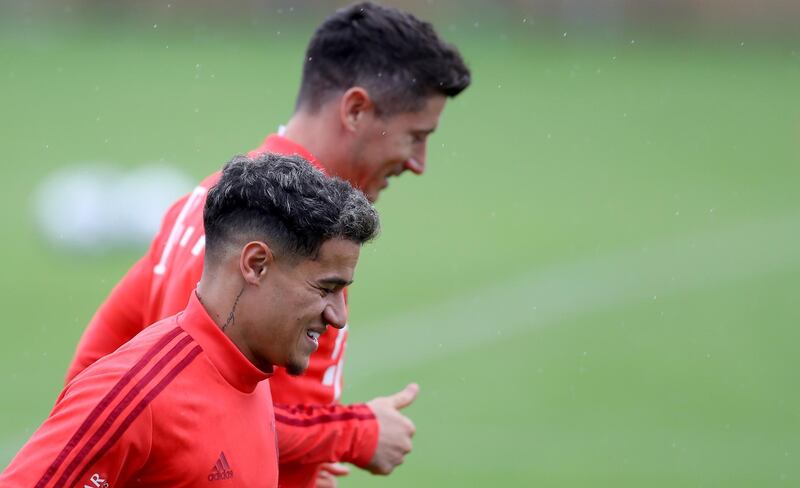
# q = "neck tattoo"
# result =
<box><xmin>222</xmin><ymin>287</ymin><xmax>245</xmax><ymax>332</ymax></box>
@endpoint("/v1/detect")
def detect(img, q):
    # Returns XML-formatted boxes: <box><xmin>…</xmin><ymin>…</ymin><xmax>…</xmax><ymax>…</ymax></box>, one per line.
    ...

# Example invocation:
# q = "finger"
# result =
<box><xmin>391</xmin><ymin>383</ymin><xmax>419</xmax><ymax>409</ymax></box>
<box><xmin>315</xmin><ymin>470</ymin><xmax>337</xmax><ymax>488</ymax></box>
<box><xmin>320</xmin><ymin>462</ymin><xmax>350</xmax><ymax>477</ymax></box>
<box><xmin>406</xmin><ymin>418</ymin><xmax>417</xmax><ymax>437</ymax></box>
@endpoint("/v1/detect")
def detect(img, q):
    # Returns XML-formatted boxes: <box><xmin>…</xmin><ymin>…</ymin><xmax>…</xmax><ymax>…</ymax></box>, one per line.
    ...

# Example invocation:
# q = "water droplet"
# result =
<box><xmin>562</xmin><ymin>32</ymin><xmax>567</xmax><ymax>37</ymax></box>
<box><xmin>153</xmin><ymin>24</ymin><xmax>158</xmax><ymax>28</ymax></box>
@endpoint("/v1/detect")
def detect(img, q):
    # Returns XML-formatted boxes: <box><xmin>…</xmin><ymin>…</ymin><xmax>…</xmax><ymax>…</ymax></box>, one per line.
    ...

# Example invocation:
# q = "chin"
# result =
<box><xmin>365</xmin><ymin>191</ymin><xmax>379</xmax><ymax>203</ymax></box>
<box><xmin>285</xmin><ymin>359</ymin><xmax>309</xmax><ymax>377</ymax></box>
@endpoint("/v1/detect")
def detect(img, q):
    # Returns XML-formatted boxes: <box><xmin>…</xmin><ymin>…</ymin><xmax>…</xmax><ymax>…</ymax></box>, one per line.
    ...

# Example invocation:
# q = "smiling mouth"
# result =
<box><xmin>306</xmin><ymin>330</ymin><xmax>322</xmax><ymax>345</ymax></box>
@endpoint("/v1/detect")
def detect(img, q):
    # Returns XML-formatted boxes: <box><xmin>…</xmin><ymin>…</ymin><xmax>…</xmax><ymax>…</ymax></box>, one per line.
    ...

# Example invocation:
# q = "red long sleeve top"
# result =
<box><xmin>1</xmin><ymin>293</ymin><xmax>278</xmax><ymax>488</ymax></box>
<box><xmin>63</xmin><ymin>135</ymin><xmax>379</xmax><ymax>487</ymax></box>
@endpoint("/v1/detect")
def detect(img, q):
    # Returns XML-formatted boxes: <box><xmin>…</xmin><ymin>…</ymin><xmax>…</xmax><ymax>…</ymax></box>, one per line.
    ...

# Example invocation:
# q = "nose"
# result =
<box><xmin>323</xmin><ymin>291</ymin><xmax>348</xmax><ymax>329</ymax></box>
<box><xmin>404</xmin><ymin>157</ymin><xmax>425</xmax><ymax>175</ymax></box>
<box><xmin>404</xmin><ymin>145</ymin><xmax>427</xmax><ymax>175</ymax></box>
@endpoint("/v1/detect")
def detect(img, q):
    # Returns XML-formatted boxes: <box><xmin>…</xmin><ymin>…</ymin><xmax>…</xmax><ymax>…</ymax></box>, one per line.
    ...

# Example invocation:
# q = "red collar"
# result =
<box><xmin>248</xmin><ymin>134</ymin><xmax>326</xmax><ymax>174</ymax></box>
<box><xmin>178</xmin><ymin>292</ymin><xmax>272</xmax><ymax>393</ymax></box>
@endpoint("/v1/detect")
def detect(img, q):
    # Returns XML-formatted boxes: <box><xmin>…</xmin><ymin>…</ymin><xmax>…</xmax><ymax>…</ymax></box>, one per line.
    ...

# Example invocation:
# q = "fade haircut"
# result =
<box><xmin>296</xmin><ymin>1</ymin><xmax>471</xmax><ymax>117</ymax></box>
<box><xmin>204</xmin><ymin>153</ymin><xmax>380</xmax><ymax>262</ymax></box>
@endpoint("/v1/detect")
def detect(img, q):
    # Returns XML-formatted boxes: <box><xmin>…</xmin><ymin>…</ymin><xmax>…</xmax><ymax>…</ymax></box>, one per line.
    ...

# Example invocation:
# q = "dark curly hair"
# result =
<box><xmin>204</xmin><ymin>153</ymin><xmax>379</xmax><ymax>260</ymax></box>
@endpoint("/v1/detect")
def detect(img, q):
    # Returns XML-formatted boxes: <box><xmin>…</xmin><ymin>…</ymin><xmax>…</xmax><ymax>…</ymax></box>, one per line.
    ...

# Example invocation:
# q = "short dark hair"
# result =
<box><xmin>296</xmin><ymin>2</ymin><xmax>471</xmax><ymax>116</ymax></box>
<box><xmin>204</xmin><ymin>153</ymin><xmax>379</xmax><ymax>261</ymax></box>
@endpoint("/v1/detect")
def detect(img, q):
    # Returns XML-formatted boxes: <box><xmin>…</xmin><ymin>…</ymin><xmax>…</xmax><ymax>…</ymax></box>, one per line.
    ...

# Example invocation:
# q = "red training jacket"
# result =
<box><xmin>2</xmin><ymin>293</ymin><xmax>278</xmax><ymax>487</ymax></box>
<box><xmin>65</xmin><ymin>135</ymin><xmax>379</xmax><ymax>487</ymax></box>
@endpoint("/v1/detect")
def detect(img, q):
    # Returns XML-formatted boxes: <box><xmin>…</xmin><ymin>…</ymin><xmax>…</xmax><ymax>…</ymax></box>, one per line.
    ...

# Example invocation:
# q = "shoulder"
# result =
<box><xmin>66</xmin><ymin>316</ymin><xmax>199</xmax><ymax>401</ymax></box>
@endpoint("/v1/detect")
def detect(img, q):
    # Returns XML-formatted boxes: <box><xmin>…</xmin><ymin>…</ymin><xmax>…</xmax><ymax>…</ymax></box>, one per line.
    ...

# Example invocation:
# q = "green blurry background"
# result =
<box><xmin>1</xmin><ymin>1</ymin><xmax>799</xmax><ymax>486</ymax></box>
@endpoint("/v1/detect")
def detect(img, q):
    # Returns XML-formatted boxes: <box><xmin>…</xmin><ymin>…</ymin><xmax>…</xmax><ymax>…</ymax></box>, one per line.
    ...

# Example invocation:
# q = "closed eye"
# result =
<box><xmin>317</xmin><ymin>286</ymin><xmax>335</xmax><ymax>297</ymax></box>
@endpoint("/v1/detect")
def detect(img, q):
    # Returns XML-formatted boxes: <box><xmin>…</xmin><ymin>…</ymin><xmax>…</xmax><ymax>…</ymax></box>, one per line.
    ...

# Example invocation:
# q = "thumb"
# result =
<box><xmin>391</xmin><ymin>383</ymin><xmax>419</xmax><ymax>410</ymax></box>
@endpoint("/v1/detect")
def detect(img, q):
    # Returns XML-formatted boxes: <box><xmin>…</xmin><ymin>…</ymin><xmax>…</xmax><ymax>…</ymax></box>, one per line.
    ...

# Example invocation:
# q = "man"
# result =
<box><xmin>66</xmin><ymin>2</ymin><xmax>471</xmax><ymax>486</ymax></box>
<box><xmin>0</xmin><ymin>153</ymin><xmax>380</xmax><ymax>487</ymax></box>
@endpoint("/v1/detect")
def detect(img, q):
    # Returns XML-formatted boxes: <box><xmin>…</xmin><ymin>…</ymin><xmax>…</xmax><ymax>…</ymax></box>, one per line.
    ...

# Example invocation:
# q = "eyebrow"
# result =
<box><xmin>319</xmin><ymin>277</ymin><xmax>353</xmax><ymax>287</ymax></box>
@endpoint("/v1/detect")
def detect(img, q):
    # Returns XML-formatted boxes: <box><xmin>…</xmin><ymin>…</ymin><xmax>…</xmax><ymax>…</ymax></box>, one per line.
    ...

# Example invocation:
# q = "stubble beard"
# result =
<box><xmin>285</xmin><ymin>358</ymin><xmax>308</xmax><ymax>376</ymax></box>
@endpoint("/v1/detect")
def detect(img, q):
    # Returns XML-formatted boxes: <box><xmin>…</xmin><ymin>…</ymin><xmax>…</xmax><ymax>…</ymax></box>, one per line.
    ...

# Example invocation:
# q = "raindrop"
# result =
<box><xmin>522</xmin><ymin>18</ymin><xmax>527</xmax><ymax>23</ymax></box>
<box><xmin>562</xmin><ymin>32</ymin><xmax>567</xmax><ymax>37</ymax></box>
<box><xmin>153</xmin><ymin>24</ymin><xmax>158</xmax><ymax>29</ymax></box>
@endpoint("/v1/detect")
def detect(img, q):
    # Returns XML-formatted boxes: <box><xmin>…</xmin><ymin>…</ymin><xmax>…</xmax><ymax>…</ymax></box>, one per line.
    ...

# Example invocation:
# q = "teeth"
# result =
<box><xmin>307</xmin><ymin>331</ymin><xmax>320</xmax><ymax>341</ymax></box>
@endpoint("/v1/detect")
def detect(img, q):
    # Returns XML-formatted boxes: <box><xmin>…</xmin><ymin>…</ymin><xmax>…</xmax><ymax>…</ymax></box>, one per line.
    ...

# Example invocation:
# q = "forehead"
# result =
<box><xmin>296</xmin><ymin>238</ymin><xmax>361</xmax><ymax>279</ymax></box>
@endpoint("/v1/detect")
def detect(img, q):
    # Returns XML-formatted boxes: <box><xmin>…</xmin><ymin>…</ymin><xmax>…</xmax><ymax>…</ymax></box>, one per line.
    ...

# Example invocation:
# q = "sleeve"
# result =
<box><xmin>274</xmin><ymin>402</ymin><xmax>380</xmax><ymax>468</ymax></box>
<box><xmin>65</xmin><ymin>256</ymin><xmax>153</xmax><ymax>384</ymax></box>
<box><xmin>0</xmin><ymin>375</ymin><xmax>152</xmax><ymax>488</ymax></box>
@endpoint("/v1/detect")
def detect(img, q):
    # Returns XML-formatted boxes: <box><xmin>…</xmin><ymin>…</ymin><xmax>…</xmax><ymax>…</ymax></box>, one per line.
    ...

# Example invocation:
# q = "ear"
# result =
<box><xmin>339</xmin><ymin>87</ymin><xmax>374</xmax><ymax>132</ymax></box>
<box><xmin>239</xmin><ymin>241</ymin><xmax>275</xmax><ymax>285</ymax></box>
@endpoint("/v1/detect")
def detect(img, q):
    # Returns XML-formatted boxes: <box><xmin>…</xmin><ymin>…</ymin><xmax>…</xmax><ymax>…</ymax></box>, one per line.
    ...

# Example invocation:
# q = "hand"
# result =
<box><xmin>365</xmin><ymin>383</ymin><xmax>419</xmax><ymax>475</ymax></box>
<box><xmin>315</xmin><ymin>463</ymin><xmax>350</xmax><ymax>488</ymax></box>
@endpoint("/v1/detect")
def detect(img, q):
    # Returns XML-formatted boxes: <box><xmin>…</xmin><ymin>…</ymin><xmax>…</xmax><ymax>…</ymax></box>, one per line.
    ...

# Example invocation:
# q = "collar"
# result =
<box><xmin>178</xmin><ymin>291</ymin><xmax>272</xmax><ymax>393</ymax></box>
<box><xmin>248</xmin><ymin>134</ymin><xmax>327</xmax><ymax>175</ymax></box>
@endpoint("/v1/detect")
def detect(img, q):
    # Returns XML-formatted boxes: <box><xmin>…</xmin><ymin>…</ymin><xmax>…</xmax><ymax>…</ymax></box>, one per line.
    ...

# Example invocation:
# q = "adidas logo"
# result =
<box><xmin>207</xmin><ymin>451</ymin><xmax>234</xmax><ymax>482</ymax></box>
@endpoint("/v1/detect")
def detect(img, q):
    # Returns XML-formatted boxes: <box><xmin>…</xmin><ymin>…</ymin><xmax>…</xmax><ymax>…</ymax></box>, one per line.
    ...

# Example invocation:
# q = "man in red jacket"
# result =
<box><xmin>1</xmin><ymin>154</ymin><xmax>380</xmax><ymax>488</ymax></box>
<box><xmin>66</xmin><ymin>2</ymin><xmax>471</xmax><ymax>486</ymax></box>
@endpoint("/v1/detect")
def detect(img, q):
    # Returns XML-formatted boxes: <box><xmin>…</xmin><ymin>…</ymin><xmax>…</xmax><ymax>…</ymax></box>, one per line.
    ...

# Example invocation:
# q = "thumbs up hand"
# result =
<box><xmin>365</xmin><ymin>383</ymin><xmax>419</xmax><ymax>475</ymax></box>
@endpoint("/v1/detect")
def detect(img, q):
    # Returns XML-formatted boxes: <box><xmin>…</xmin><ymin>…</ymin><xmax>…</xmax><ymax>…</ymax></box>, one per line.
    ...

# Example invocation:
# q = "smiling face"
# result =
<box><xmin>240</xmin><ymin>238</ymin><xmax>360</xmax><ymax>376</ymax></box>
<box><xmin>347</xmin><ymin>95</ymin><xmax>447</xmax><ymax>202</ymax></box>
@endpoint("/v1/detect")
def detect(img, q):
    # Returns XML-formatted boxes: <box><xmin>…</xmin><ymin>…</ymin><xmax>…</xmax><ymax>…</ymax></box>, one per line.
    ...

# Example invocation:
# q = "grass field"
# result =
<box><xmin>1</xmin><ymin>15</ymin><xmax>799</xmax><ymax>486</ymax></box>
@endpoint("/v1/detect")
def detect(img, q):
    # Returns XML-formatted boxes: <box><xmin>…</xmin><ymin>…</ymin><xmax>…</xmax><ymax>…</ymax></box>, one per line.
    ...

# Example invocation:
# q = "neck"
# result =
<box><xmin>283</xmin><ymin>105</ymin><xmax>349</xmax><ymax>179</ymax></box>
<box><xmin>197</xmin><ymin>272</ymin><xmax>244</xmax><ymax>338</ymax></box>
